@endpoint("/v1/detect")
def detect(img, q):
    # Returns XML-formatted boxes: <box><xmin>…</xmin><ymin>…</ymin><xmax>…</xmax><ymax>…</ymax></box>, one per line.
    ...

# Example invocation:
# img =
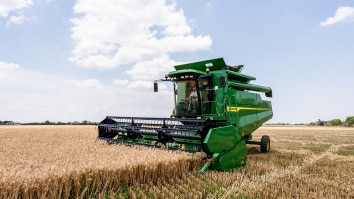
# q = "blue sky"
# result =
<box><xmin>0</xmin><ymin>0</ymin><xmax>353</xmax><ymax>123</ymax></box>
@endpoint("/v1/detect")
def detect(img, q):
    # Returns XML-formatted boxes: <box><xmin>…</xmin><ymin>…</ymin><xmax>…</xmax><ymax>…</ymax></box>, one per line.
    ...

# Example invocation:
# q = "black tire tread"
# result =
<box><xmin>260</xmin><ymin>135</ymin><xmax>270</xmax><ymax>153</ymax></box>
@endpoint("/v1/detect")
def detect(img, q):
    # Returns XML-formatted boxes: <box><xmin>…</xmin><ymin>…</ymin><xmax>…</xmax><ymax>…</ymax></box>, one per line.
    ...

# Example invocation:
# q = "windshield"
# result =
<box><xmin>173</xmin><ymin>78</ymin><xmax>212</xmax><ymax>117</ymax></box>
<box><xmin>174</xmin><ymin>80</ymin><xmax>198</xmax><ymax>116</ymax></box>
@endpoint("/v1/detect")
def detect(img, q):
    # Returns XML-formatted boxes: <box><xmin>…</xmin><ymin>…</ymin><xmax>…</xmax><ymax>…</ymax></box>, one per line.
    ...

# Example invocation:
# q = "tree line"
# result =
<box><xmin>0</xmin><ymin>120</ymin><xmax>97</xmax><ymax>125</ymax></box>
<box><xmin>309</xmin><ymin>116</ymin><xmax>354</xmax><ymax>127</ymax></box>
<box><xmin>2</xmin><ymin>116</ymin><xmax>354</xmax><ymax>127</ymax></box>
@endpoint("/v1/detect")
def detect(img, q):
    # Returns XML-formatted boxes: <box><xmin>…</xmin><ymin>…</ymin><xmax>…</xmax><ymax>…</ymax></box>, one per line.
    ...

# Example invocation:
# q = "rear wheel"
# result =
<box><xmin>260</xmin><ymin>135</ymin><xmax>270</xmax><ymax>153</ymax></box>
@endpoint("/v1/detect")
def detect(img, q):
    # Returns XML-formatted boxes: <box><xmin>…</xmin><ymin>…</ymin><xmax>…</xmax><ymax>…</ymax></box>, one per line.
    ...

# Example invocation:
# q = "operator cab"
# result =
<box><xmin>173</xmin><ymin>76</ymin><xmax>213</xmax><ymax>118</ymax></box>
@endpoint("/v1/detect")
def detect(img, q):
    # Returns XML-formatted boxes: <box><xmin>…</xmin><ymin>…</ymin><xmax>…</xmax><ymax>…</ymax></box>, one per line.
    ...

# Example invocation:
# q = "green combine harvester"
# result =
<box><xmin>98</xmin><ymin>58</ymin><xmax>273</xmax><ymax>173</ymax></box>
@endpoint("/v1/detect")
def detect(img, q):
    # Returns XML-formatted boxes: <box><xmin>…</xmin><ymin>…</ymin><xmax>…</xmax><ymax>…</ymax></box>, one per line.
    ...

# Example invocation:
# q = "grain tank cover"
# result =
<box><xmin>174</xmin><ymin>58</ymin><xmax>227</xmax><ymax>72</ymax></box>
<box><xmin>170</xmin><ymin>58</ymin><xmax>256</xmax><ymax>83</ymax></box>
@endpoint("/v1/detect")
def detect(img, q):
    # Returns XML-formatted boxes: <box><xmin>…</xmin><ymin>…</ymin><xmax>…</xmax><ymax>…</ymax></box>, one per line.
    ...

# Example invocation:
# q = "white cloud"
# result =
<box><xmin>6</xmin><ymin>14</ymin><xmax>25</xmax><ymax>26</ymax></box>
<box><xmin>0</xmin><ymin>61</ymin><xmax>20</xmax><ymax>70</ymax></box>
<box><xmin>69</xmin><ymin>0</ymin><xmax>212</xmax><ymax>77</ymax></box>
<box><xmin>75</xmin><ymin>79</ymin><xmax>104</xmax><ymax>90</ymax></box>
<box><xmin>126</xmin><ymin>55</ymin><xmax>177</xmax><ymax>80</ymax></box>
<box><xmin>0</xmin><ymin>0</ymin><xmax>33</xmax><ymax>17</ymax></box>
<box><xmin>0</xmin><ymin>70</ymin><xmax>104</xmax><ymax>122</ymax></box>
<box><xmin>320</xmin><ymin>6</ymin><xmax>354</xmax><ymax>26</ymax></box>
<box><xmin>0</xmin><ymin>66</ymin><xmax>174</xmax><ymax>122</ymax></box>
<box><xmin>1</xmin><ymin>0</ymin><xmax>213</xmax><ymax>123</ymax></box>
<box><xmin>112</xmin><ymin>79</ymin><xmax>129</xmax><ymax>86</ymax></box>
<box><xmin>0</xmin><ymin>61</ymin><xmax>20</xmax><ymax>79</ymax></box>
<box><xmin>127</xmin><ymin>80</ymin><xmax>152</xmax><ymax>90</ymax></box>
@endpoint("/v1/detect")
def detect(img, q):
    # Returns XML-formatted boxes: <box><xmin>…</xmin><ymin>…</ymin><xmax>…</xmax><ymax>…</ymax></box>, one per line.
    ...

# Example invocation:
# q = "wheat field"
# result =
<box><xmin>0</xmin><ymin>125</ymin><xmax>353</xmax><ymax>198</ymax></box>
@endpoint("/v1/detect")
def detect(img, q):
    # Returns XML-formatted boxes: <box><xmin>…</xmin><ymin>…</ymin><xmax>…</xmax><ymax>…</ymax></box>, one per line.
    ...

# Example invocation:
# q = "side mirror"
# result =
<box><xmin>154</xmin><ymin>82</ymin><xmax>158</xmax><ymax>92</ymax></box>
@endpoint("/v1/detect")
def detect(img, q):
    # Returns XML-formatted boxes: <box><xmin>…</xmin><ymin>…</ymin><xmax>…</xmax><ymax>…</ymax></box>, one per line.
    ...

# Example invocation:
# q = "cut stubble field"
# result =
<box><xmin>0</xmin><ymin>125</ymin><xmax>353</xmax><ymax>198</ymax></box>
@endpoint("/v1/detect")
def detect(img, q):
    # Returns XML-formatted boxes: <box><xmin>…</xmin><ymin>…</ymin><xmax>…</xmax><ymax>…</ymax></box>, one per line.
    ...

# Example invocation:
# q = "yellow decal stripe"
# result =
<box><xmin>226</xmin><ymin>106</ymin><xmax>271</xmax><ymax>112</ymax></box>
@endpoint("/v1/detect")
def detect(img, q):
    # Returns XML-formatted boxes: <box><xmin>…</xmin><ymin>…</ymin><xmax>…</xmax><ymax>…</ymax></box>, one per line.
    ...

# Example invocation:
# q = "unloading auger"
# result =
<box><xmin>98</xmin><ymin>58</ymin><xmax>273</xmax><ymax>173</ymax></box>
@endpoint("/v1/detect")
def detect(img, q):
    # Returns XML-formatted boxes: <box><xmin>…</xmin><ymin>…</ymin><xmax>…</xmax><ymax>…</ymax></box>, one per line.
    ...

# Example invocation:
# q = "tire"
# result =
<box><xmin>260</xmin><ymin>135</ymin><xmax>270</xmax><ymax>153</ymax></box>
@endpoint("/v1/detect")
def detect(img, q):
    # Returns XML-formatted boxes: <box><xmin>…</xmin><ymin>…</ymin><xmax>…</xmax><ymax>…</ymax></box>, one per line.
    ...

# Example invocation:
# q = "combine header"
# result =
<box><xmin>98</xmin><ymin>58</ymin><xmax>273</xmax><ymax>173</ymax></box>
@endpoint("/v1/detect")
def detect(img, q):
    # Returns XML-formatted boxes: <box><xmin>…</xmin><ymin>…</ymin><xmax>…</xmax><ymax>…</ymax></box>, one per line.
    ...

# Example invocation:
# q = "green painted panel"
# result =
<box><xmin>227</xmin><ymin>70</ymin><xmax>256</xmax><ymax>83</ymax></box>
<box><xmin>211</xmin><ymin>139</ymin><xmax>247</xmax><ymax>170</ymax></box>
<box><xmin>203</xmin><ymin>125</ymin><xmax>241</xmax><ymax>153</ymax></box>
<box><xmin>236</xmin><ymin>91</ymin><xmax>259</xmax><ymax>106</ymax></box>
<box><xmin>168</xmin><ymin>69</ymin><xmax>206</xmax><ymax>77</ymax></box>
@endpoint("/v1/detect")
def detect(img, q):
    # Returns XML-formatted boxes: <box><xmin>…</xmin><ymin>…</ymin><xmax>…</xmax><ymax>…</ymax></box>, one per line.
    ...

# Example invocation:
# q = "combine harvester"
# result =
<box><xmin>98</xmin><ymin>58</ymin><xmax>273</xmax><ymax>173</ymax></box>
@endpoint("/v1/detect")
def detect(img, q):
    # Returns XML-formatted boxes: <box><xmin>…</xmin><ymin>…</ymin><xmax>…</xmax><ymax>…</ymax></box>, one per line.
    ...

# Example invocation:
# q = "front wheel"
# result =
<box><xmin>260</xmin><ymin>135</ymin><xmax>270</xmax><ymax>153</ymax></box>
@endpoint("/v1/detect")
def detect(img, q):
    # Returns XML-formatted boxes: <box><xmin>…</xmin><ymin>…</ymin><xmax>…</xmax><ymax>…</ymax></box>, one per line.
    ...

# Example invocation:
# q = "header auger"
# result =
<box><xmin>98</xmin><ymin>58</ymin><xmax>273</xmax><ymax>173</ymax></box>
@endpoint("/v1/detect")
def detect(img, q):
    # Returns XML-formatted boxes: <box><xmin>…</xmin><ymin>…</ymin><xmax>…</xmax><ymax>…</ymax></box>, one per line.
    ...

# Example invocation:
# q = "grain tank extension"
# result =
<box><xmin>98</xmin><ymin>58</ymin><xmax>273</xmax><ymax>173</ymax></box>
